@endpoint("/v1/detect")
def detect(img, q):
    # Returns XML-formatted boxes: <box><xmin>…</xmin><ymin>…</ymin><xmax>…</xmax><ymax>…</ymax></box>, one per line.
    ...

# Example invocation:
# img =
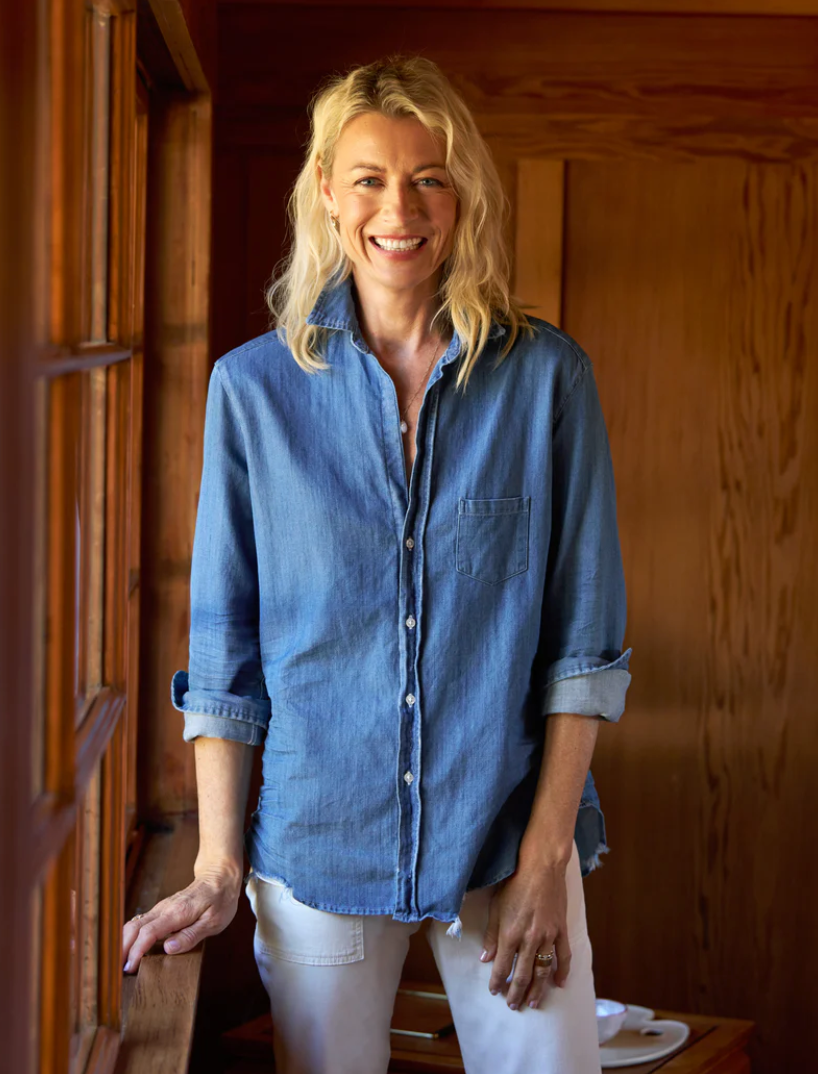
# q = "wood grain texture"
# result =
<box><xmin>141</xmin><ymin>93</ymin><xmax>212</xmax><ymax>816</ymax></box>
<box><xmin>178</xmin><ymin>0</ymin><xmax>218</xmax><ymax>92</ymax></box>
<box><xmin>245</xmin><ymin>151</ymin><xmax>302</xmax><ymax>340</ymax></box>
<box><xmin>219</xmin><ymin>107</ymin><xmax>818</xmax><ymax>164</ymax></box>
<box><xmin>117</xmin><ymin>816</ymin><xmax>203</xmax><ymax>1074</ymax></box>
<box><xmin>211</xmin><ymin>148</ymin><xmax>302</xmax><ymax>359</ymax></box>
<box><xmin>217</xmin><ymin>7</ymin><xmax>818</xmax><ymax>119</ymax></box>
<box><xmin>214</xmin><ymin>7</ymin><xmax>818</xmax><ymax>163</ymax></box>
<box><xmin>148</xmin><ymin>0</ymin><xmax>211</xmax><ymax>93</ymax></box>
<box><xmin>388</xmin><ymin>1002</ymin><xmax>751</xmax><ymax>1072</ymax></box>
<box><xmin>515</xmin><ymin>159</ymin><xmax>564</xmax><ymax>325</ymax></box>
<box><xmin>563</xmin><ymin>158</ymin><xmax>817</xmax><ymax>1074</ymax></box>
<box><xmin>219</xmin><ymin>0</ymin><xmax>818</xmax><ymax>12</ymax></box>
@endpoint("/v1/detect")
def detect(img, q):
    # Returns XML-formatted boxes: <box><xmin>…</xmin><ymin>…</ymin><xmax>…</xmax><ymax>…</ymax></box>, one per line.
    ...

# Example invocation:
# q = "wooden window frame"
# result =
<box><xmin>2</xmin><ymin>1</ymin><xmax>214</xmax><ymax>1072</ymax></box>
<box><xmin>32</xmin><ymin>4</ymin><xmax>141</xmax><ymax>1073</ymax></box>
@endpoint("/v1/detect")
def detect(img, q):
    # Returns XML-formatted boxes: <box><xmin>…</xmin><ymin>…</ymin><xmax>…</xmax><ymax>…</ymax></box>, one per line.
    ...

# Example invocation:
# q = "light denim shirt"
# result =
<box><xmin>171</xmin><ymin>273</ymin><xmax>632</xmax><ymax>939</ymax></box>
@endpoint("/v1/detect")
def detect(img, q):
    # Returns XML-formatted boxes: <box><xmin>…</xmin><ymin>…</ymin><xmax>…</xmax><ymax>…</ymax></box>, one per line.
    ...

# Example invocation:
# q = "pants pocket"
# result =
<box><xmin>247</xmin><ymin>873</ymin><xmax>365</xmax><ymax>966</ymax></box>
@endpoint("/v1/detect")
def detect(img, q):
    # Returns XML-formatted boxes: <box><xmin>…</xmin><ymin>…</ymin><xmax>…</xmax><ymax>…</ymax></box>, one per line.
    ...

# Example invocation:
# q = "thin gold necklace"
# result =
<box><xmin>399</xmin><ymin>337</ymin><xmax>443</xmax><ymax>434</ymax></box>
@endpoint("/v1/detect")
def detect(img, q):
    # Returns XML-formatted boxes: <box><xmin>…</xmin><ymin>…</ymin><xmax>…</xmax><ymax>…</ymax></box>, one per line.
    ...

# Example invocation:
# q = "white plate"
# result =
<box><xmin>600</xmin><ymin>1004</ymin><xmax>690</xmax><ymax>1068</ymax></box>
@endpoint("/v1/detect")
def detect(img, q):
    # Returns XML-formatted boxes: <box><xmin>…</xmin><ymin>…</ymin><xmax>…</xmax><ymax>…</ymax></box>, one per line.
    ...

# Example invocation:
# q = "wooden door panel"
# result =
<box><xmin>562</xmin><ymin>159</ymin><xmax>817</xmax><ymax>1073</ymax></box>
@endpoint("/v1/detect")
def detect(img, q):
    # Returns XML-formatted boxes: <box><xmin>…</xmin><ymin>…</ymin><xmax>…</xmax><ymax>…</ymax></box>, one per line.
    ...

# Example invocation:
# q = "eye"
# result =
<box><xmin>356</xmin><ymin>177</ymin><xmax>382</xmax><ymax>187</ymax></box>
<box><xmin>417</xmin><ymin>178</ymin><xmax>443</xmax><ymax>187</ymax></box>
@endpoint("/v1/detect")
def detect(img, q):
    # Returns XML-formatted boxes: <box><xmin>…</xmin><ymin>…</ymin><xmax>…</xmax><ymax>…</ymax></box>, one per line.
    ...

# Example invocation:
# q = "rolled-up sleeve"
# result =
<box><xmin>538</xmin><ymin>352</ymin><xmax>632</xmax><ymax>723</ymax></box>
<box><xmin>170</xmin><ymin>361</ymin><xmax>271</xmax><ymax>746</ymax></box>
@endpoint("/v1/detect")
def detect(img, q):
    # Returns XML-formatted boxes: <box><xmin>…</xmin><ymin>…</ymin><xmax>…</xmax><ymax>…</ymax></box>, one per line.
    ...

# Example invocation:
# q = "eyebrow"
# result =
<box><xmin>349</xmin><ymin>162</ymin><xmax>446</xmax><ymax>173</ymax></box>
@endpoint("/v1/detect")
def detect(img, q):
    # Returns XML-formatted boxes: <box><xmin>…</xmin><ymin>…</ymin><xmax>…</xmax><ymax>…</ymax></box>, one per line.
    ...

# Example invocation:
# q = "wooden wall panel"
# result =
<box><xmin>211</xmin><ymin>148</ymin><xmax>249</xmax><ymax>362</ymax></box>
<box><xmin>142</xmin><ymin>93</ymin><xmax>212</xmax><ymax>817</ymax></box>
<box><xmin>217</xmin><ymin>7</ymin><xmax>818</xmax><ymax>118</ymax></box>
<box><xmin>148</xmin><ymin>0</ymin><xmax>217</xmax><ymax>94</ymax></box>
<box><xmin>221</xmin><ymin>108</ymin><xmax>818</xmax><ymax>166</ymax></box>
<box><xmin>178</xmin><ymin>0</ymin><xmax>217</xmax><ymax>91</ymax></box>
<box><xmin>219</xmin><ymin>0</ymin><xmax>818</xmax><ymax>13</ymax></box>
<box><xmin>563</xmin><ymin>158</ymin><xmax>818</xmax><ymax>1074</ymax></box>
<box><xmin>244</xmin><ymin>152</ymin><xmax>303</xmax><ymax>341</ymax></box>
<box><xmin>515</xmin><ymin>159</ymin><xmax>564</xmax><ymax>325</ymax></box>
<box><xmin>211</xmin><ymin>149</ymin><xmax>302</xmax><ymax>360</ymax></box>
<box><xmin>214</xmin><ymin>6</ymin><xmax>818</xmax><ymax>165</ymax></box>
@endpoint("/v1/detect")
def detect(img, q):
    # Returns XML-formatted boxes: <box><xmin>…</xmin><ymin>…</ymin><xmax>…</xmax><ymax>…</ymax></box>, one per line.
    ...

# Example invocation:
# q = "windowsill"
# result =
<box><xmin>115</xmin><ymin>814</ymin><xmax>204</xmax><ymax>1074</ymax></box>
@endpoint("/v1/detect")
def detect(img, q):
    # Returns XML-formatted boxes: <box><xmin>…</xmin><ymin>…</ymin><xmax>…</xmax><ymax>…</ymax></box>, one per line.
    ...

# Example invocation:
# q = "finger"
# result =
<box><xmin>122</xmin><ymin>912</ymin><xmax>157</xmax><ymax>965</ymax></box>
<box><xmin>505</xmin><ymin>940</ymin><xmax>540</xmax><ymax>1011</ymax></box>
<box><xmin>124</xmin><ymin>917</ymin><xmax>169</xmax><ymax>973</ymax></box>
<box><xmin>123</xmin><ymin>912</ymin><xmax>154</xmax><ymax>941</ymax></box>
<box><xmin>524</xmin><ymin>954</ymin><xmax>554</xmax><ymax>1010</ymax></box>
<box><xmin>488</xmin><ymin>935</ymin><xmax>518</xmax><ymax>997</ymax></box>
<box><xmin>553</xmin><ymin>932</ymin><xmax>572</xmax><ymax>988</ymax></box>
<box><xmin>480</xmin><ymin>894</ymin><xmax>501</xmax><ymax>963</ymax></box>
<box><xmin>161</xmin><ymin>917</ymin><xmax>209</xmax><ymax>954</ymax></box>
<box><xmin>124</xmin><ymin>899</ymin><xmax>200</xmax><ymax>972</ymax></box>
<box><xmin>123</xmin><ymin>917</ymin><xmax>155</xmax><ymax>973</ymax></box>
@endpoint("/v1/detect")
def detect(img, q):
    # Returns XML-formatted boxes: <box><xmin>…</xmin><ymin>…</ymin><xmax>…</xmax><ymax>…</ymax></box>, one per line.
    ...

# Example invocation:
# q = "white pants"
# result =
<box><xmin>244</xmin><ymin>839</ymin><xmax>601</xmax><ymax>1074</ymax></box>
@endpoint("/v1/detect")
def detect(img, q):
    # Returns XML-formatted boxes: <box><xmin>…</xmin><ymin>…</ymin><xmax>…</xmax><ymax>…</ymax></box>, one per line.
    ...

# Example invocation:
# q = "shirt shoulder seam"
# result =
<box><xmin>213</xmin><ymin>357</ymin><xmax>254</xmax><ymax>461</ymax></box>
<box><xmin>528</xmin><ymin>321</ymin><xmax>592</xmax><ymax>428</ymax></box>
<box><xmin>553</xmin><ymin>358</ymin><xmax>591</xmax><ymax>429</ymax></box>
<box><xmin>216</xmin><ymin>334</ymin><xmax>276</xmax><ymax>368</ymax></box>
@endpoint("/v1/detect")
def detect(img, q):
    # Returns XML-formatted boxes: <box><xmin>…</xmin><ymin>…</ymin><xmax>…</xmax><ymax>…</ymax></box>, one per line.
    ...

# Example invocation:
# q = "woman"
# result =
<box><xmin>122</xmin><ymin>55</ymin><xmax>632</xmax><ymax>1074</ymax></box>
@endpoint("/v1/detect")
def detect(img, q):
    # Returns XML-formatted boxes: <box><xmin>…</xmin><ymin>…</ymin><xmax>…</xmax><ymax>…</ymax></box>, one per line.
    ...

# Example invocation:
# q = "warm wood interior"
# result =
<box><xmin>197</xmin><ymin>6</ymin><xmax>818</xmax><ymax>1074</ymax></box>
<box><xmin>4</xmin><ymin>3</ymin><xmax>815</xmax><ymax>1073</ymax></box>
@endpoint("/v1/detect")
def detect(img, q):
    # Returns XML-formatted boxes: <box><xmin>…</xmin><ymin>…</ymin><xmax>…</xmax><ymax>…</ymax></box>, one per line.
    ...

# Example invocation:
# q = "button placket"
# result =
<box><xmin>394</xmin><ymin>405</ymin><xmax>423</xmax><ymax>919</ymax></box>
<box><xmin>390</xmin><ymin>359</ymin><xmax>447</xmax><ymax>920</ymax></box>
<box><xmin>396</xmin><ymin>402</ymin><xmax>429</xmax><ymax>918</ymax></box>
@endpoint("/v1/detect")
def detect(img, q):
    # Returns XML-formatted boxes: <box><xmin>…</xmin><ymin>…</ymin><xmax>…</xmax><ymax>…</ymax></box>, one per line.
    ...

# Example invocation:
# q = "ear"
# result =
<box><xmin>317</xmin><ymin>163</ymin><xmax>336</xmax><ymax>216</ymax></box>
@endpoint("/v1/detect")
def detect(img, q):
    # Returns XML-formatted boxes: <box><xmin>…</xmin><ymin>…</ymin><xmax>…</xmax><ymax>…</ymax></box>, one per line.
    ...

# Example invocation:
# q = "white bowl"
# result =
<box><xmin>596</xmin><ymin>999</ymin><xmax>629</xmax><ymax>1044</ymax></box>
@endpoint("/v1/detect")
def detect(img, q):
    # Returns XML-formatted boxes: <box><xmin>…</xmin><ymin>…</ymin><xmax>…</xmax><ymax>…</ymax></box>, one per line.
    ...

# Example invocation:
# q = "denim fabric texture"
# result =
<box><xmin>171</xmin><ymin>273</ymin><xmax>632</xmax><ymax>939</ymax></box>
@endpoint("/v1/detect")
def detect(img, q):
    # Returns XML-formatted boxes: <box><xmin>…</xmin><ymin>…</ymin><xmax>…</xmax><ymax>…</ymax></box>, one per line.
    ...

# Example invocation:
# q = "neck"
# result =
<box><xmin>351</xmin><ymin>269</ymin><xmax>450</xmax><ymax>359</ymax></box>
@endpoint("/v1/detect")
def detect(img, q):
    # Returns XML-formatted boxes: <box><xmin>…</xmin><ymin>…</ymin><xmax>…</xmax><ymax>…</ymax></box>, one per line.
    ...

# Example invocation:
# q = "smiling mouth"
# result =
<box><xmin>370</xmin><ymin>236</ymin><xmax>427</xmax><ymax>251</ymax></box>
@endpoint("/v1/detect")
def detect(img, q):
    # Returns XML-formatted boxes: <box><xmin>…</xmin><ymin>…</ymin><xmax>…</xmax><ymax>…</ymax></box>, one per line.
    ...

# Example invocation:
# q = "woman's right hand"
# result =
<box><xmin>122</xmin><ymin>861</ymin><xmax>244</xmax><ymax>974</ymax></box>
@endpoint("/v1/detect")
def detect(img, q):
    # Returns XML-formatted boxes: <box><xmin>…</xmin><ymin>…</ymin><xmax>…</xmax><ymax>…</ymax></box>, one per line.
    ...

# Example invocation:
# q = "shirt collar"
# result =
<box><xmin>305</xmin><ymin>273</ymin><xmax>507</xmax><ymax>365</ymax></box>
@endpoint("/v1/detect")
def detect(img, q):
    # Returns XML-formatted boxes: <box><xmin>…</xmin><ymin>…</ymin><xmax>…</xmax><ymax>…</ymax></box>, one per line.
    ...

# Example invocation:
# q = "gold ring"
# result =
<box><xmin>131</xmin><ymin>913</ymin><xmax>145</xmax><ymax>923</ymax></box>
<box><xmin>535</xmin><ymin>951</ymin><xmax>554</xmax><ymax>964</ymax></box>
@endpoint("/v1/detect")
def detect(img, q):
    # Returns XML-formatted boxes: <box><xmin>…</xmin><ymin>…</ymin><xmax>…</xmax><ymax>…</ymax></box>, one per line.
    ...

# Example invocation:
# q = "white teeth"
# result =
<box><xmin>373</xmin><ymin>237</ymin><xmax>424</xmax><ymax>251</ymax></box>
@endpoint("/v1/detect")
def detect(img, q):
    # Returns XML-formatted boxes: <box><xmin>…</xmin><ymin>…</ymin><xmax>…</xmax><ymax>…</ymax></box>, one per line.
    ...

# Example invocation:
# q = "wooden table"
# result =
<box><xmin>220</xmin><ymin>979</ymin><xmax>755</xmax><ymax>1074</ymax></box>
<box><xmin>387</xmin><ymin>981</ymin><xmax>755</xmax><ymax>1074</ymax></box>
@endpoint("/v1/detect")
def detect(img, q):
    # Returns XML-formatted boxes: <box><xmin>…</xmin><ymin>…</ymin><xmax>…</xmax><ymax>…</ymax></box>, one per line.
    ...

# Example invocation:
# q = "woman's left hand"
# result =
<box><xmin>480</xmin><ymin>861</ymin><xmax>571</xmax><ymax>1011</ymax></box>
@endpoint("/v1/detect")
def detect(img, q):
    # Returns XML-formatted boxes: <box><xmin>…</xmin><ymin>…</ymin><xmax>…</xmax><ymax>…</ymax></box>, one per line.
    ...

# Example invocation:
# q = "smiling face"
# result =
<box><xmin>318</xmin><ymin>111</ymin><xmax>458</xmax><ymax>297</ymax></box>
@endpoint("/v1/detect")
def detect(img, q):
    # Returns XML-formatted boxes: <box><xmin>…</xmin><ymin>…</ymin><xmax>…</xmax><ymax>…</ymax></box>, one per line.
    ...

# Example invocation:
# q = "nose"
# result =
<box><xmin>381</xmin><ymin>180</ymin><xmax>421</xmax><ymax>224</ymax></box>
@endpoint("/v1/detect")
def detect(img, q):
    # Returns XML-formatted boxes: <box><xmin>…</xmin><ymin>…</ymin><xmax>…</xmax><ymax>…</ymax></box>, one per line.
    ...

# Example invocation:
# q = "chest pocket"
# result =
<box><xmin>456</xmin><ymin>495</ymin><xmax>531</xmax><ymax>585</ymax></box>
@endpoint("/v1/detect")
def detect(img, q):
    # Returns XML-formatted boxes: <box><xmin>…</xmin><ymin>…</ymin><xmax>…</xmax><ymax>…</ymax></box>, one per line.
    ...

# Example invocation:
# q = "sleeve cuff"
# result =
<box><xmin>171</xmin><ymin>669</ymin><xmax>270</xmax><ymax>743</ymax></box>
<box><xmin>182</xmin><ymin>712</ymin><xmax>265</xmax><ymax>746</ymax></box>
<box><xmin>541</xmin><ymin>648</ymin><xmax>632</xmax><ymax>723</ymax></box>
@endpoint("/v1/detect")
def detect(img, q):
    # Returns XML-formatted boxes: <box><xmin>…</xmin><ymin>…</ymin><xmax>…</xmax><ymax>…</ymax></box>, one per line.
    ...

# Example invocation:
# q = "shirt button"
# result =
<box><xmin>406</xmin><ymin>537</ymin><xmax>415</xmax><ymax>549</ymax></box>
<box><xmin>404</xmin><ymin>771</ymin><xmax>414</xmax><ymax>784</ymax></box>
<box><xmin>406</xmin><ymin>616</ymin><xmax>416</xmax><ymax>629</ymax></box>
<box><xmin>406</xmin><ymin>694</ymin><xmax>415</xmax><ymax>706</ymax></box>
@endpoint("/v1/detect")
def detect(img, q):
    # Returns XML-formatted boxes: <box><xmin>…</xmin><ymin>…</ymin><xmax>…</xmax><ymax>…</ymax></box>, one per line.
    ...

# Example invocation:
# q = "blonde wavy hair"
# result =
<box><xmin>265</xmin><ymin>54</ymin><xmax>535</xmax><ymax>393</ymax></box>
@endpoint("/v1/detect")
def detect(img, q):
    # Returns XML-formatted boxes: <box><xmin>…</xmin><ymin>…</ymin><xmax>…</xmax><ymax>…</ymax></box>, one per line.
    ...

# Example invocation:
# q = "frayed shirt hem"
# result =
<box><xmin>247</xmin><ymin>867</ymin><xmax>468</xmax><ymax>940</ymax></box>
